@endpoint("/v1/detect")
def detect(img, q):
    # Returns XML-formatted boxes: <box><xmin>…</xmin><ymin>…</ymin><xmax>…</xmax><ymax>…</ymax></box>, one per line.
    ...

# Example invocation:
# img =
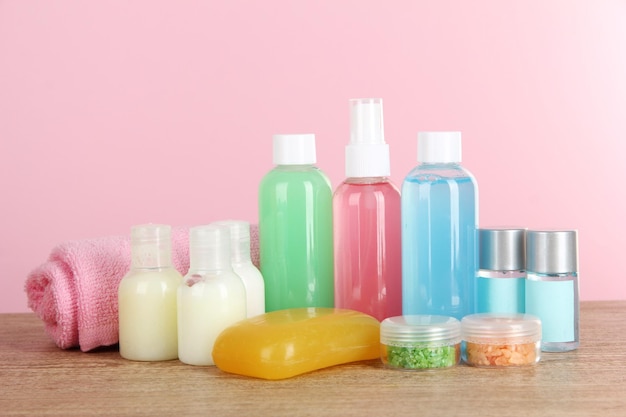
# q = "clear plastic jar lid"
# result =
<box><xmin>381</xmin><ymin>315</ymin><xmax>461</xmax><ymax>346</ymax></box>
<box><xmin>461</xmin><ymin>313</ymin><xmax>542</xmax><ymax>343</ymax></box>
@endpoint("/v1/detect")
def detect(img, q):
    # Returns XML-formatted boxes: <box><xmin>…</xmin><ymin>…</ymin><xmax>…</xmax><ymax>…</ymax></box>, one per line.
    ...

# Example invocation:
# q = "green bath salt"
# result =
<box><xmin>384</xmin><ymin>344</ymin><xmax>459</xmax><ymax>369</ymax></box>
<box><xmin>380</xmin><ymin>315</ymin><xmax>461</xmax><ymax>370</ymax></box>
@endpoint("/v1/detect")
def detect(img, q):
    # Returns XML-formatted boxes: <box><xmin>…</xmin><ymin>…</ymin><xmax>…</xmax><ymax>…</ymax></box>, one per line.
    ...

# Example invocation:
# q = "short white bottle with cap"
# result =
<box><xmin>118</xmin><ymin>224</ymin><xmax>183</xmax><ymax>361</ymax></box>
<box><xmin>214</xmin><ymin>220</ymin><xmax>265</xmax><ymax>317</ymax></box>
<box><xmin>401</xmin><ymin>132</ymin><xmax>479</xmax><ymax>321</ymax></box>
<box><xmin>258</xmin><ymin>133</ymin><xmax>334</xmax><ymax>312</ymax></box>
<box><xmin>177</xmin><ymin>225</ymin><xmax>247</xmax><ymax>366</ymax></box>
<box><xmin>333</xmin><ymin>98</ymin><xmax>402</xmax><ymax>321</ymax></box>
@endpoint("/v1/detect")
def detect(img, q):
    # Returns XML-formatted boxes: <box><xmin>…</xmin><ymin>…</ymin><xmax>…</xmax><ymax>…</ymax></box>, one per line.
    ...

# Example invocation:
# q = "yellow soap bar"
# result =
<box><xmin>212</xmin><ymin>308</ymin><xmax>380</xmax><ymax>380</ymax></box>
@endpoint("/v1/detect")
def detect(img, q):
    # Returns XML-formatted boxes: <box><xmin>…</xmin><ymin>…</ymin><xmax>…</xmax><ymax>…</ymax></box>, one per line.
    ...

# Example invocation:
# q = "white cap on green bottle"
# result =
<box><xmin>273</xmin><ymin>134</ymin><xmax>317</xmax><ymax>165</ymax></box>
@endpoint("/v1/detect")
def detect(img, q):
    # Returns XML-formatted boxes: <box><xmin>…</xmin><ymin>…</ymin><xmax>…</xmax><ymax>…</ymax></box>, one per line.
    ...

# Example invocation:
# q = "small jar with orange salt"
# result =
<box><xmin>461</xmin><ymin>313</ymin><xmax>542</xmax><ymax>367</ymax></box>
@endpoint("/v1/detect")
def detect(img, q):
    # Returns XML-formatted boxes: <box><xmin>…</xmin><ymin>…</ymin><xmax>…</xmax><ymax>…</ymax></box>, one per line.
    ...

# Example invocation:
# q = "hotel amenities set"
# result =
<box><xmin>27</xmin><ymin>99</ymin><xmax>579</xmax><ymax>380</ymax></box>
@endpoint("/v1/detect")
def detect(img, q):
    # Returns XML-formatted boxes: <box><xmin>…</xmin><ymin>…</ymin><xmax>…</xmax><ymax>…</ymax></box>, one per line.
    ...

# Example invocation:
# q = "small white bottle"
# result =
<box><xmin>118</xmin><ymin>224</ymin><xmax>182</xmax><ymax>361</ymax></box>
<box><xmin>215</xmin><ymin>220</ymin><xmax>265</xmax><ymax>317</ymax></box>
<box><xmin>177</xmin><ymin>225</ymin><xmax>247</xmax><ymax>366</ymax></box>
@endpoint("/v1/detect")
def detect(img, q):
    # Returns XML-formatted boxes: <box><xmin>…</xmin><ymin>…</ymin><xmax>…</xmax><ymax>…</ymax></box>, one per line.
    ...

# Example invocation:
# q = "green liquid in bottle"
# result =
<box><xmin>259</xmin><ymin>165</ymin><xmax>334</xmax><ymax>311</ymax></box>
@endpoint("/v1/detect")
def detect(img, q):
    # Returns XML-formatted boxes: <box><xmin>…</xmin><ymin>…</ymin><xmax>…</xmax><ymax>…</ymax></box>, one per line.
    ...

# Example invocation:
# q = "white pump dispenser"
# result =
<box><xmin>345</xmin><ymin>98</ymin><xmax>391</xmax><ymax>178</ymax></box>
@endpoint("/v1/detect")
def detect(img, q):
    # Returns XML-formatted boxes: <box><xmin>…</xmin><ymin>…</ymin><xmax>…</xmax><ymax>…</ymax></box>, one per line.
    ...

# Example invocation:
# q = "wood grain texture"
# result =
<box><xmin>1</xmin><ymin>301</ymin><xmax>625</xmax><ymax>416</ymax></box>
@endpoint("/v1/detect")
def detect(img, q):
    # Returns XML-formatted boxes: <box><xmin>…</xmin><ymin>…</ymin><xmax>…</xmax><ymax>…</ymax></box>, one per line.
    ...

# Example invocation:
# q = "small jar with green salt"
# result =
<box><xmin>380</xmin><ymin>315</ymin><xmax>461</xmax><ymax>370</ymax></box>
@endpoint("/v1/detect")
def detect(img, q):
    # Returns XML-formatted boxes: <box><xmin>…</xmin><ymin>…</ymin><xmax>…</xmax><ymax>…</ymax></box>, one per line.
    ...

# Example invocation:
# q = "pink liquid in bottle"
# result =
<box><xmin>333</xmin><ymin>178</ymin><xmax>402</xmax><ymax>321</ymax></box>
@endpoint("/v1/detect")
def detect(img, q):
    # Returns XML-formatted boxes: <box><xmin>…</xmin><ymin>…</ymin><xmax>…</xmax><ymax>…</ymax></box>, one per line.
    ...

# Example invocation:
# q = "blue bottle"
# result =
<box><xmin>525</xmin><ymin>229</ymin><xmax>579</xmax><ymax>352</ymax></box>
<box><xmin>401</xmin><ymin>132</ymin><xmax>478</xmax><ymax>320</ymax></box>
<box><xmin>477</xmin><ymin>227</ymin><xmax>526</xmax><ymax>314</ymax></box>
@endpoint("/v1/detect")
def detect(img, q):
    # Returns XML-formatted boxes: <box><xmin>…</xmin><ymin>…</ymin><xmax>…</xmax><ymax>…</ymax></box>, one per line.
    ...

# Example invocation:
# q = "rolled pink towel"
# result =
<box><xmin>25</xmin><ymin>225</ymin><xmax>259</xmax><ymax>352</ymax></box>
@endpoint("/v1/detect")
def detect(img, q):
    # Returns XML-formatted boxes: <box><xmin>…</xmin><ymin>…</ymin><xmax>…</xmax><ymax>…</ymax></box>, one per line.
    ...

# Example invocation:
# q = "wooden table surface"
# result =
<box><xmin>1</xmin><ymin>301</ymin><xmax>625</xmax><ymax>416</ymax></box>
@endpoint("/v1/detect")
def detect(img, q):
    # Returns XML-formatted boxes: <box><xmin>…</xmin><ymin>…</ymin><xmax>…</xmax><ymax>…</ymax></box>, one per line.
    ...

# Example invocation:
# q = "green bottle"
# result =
<box><xmin>259</xmin><ymin>134</ymin><xmax>334</xmax><ymax>312</ymax></box>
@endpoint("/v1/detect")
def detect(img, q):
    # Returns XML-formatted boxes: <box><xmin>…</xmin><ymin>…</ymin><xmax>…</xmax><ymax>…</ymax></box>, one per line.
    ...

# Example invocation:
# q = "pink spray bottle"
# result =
<box><xmin>333</xmin><ymin>98</ymin><xmax>402</xmax><ymax>321</ymax></box>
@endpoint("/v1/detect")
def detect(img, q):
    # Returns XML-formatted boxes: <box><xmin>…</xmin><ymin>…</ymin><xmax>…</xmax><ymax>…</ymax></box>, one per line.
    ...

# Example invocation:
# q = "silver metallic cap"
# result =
<box><xmin>526</xmin><ymin>229</ymin><xmax>578</xmax><ymax>274</ymax></box>
<box><xmin>479</xmin><ymin>228</ymin><xmax>526</xmax><ymax>271</ymax></box>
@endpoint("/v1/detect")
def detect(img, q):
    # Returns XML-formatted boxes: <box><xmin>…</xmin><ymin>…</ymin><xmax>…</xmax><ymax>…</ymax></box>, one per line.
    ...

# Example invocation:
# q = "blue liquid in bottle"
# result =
<box><xmin>401</xmin><ymin>132</ymin><xmax>478</xmax><ymax>320</ymax></box>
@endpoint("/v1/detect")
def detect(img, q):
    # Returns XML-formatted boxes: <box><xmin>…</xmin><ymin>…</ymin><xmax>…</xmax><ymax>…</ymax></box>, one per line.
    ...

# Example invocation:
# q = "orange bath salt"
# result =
<box><xmin>461</xmin><ymin>313</ymin><xmax>542</xmax><ymax>367</ymax></box>
<box><xmin>212</xmin><ymin>308</ymin><xmax>380</xmax><ymax>380</ymax></box>
<box><xmin>465</xmin><ymin>341</ymin><xmax>538</xmax><ymax>367</ymax></box>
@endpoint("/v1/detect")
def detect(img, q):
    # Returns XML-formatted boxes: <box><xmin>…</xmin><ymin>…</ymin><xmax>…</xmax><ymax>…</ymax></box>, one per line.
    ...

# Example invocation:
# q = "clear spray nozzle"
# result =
<box><xmin>345</xmin><ymin>98</ymin><xmax>390</xmax><ymax>178</ymax></box>
<box><xmin>350</xmin><ymin>98</ymin><xmax>385</xmax><ymax>145</ymax></box>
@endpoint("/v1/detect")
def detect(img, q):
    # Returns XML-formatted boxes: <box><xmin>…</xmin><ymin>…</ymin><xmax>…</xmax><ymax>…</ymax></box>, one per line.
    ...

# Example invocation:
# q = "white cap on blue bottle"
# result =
<box><xmin>417</xmin><ymin>131</ymin><xmax>462</xmax><ymax>163</ymax></box>
<box><xmin>345</xmin><ymin>98</ymin><xmax>390</xmax><ymax>177</ymax></box>
<box><xmin>273</xmin><ymin>134</ymin><xmax>317</xmax><ymax>165</ymax></box>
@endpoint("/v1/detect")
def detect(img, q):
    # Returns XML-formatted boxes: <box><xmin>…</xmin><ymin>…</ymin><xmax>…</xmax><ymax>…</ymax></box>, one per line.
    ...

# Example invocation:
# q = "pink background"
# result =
<box><xmin>1</xmin><ymin>1</ymin><xmax>625</xmax><ymax>313</ymax></box>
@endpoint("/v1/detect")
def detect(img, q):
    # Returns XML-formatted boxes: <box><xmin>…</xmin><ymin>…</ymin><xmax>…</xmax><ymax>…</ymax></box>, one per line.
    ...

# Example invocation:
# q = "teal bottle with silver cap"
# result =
<box><xmin>477</xmin><ymin>228</ymin><xmax>526</xmax><ymax>314</ymax></box>
<box><xmin>525</xmin><ymin>229</ymin><xmax>579</xmax><ymax>352</ymax></box>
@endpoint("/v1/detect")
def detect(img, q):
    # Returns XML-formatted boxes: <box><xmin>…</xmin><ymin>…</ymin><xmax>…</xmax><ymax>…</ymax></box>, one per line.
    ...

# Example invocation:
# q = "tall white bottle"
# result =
<box><xmin>118</xmin><ymin>224</ymin><xmax>182</xmax><ymax>361</ymax></box>
<box><xmin>177</xmin><ymin>225</ymin><xmax>247</xmax><ymax>366</ymax></box>
<box><xmin>215</xmin><ymin>220</ymin><xmax>265</xmax><ymax>317</ymax></box>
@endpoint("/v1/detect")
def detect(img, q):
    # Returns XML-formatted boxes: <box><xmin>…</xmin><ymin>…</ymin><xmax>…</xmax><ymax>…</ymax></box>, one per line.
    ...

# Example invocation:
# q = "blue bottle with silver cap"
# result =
<box><xmin>525</xmin><ymin>229</ymin><xmax>579</xmax><ymax>352</ymax></box>
<box><xmin>477</xmin><ymin>227</ymin><xmax>526</xmax><ymax>314</ymax></box>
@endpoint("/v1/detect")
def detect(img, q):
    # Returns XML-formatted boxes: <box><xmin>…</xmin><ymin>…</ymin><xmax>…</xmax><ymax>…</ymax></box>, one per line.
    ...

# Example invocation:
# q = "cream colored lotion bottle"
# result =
<box><xmin>177</xmin><ymin>225</ymin><xmax>247</xmax><ymax>366</ymax></box>
<box><xmin>118</xmin><ymin>224</ymin><xmax>182</xmax><ymax>361</ymax></box>
<box><xmin>215</xmin><ymin>220</ymin><xmax>265</xmax><ymax>317</ymax></box>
